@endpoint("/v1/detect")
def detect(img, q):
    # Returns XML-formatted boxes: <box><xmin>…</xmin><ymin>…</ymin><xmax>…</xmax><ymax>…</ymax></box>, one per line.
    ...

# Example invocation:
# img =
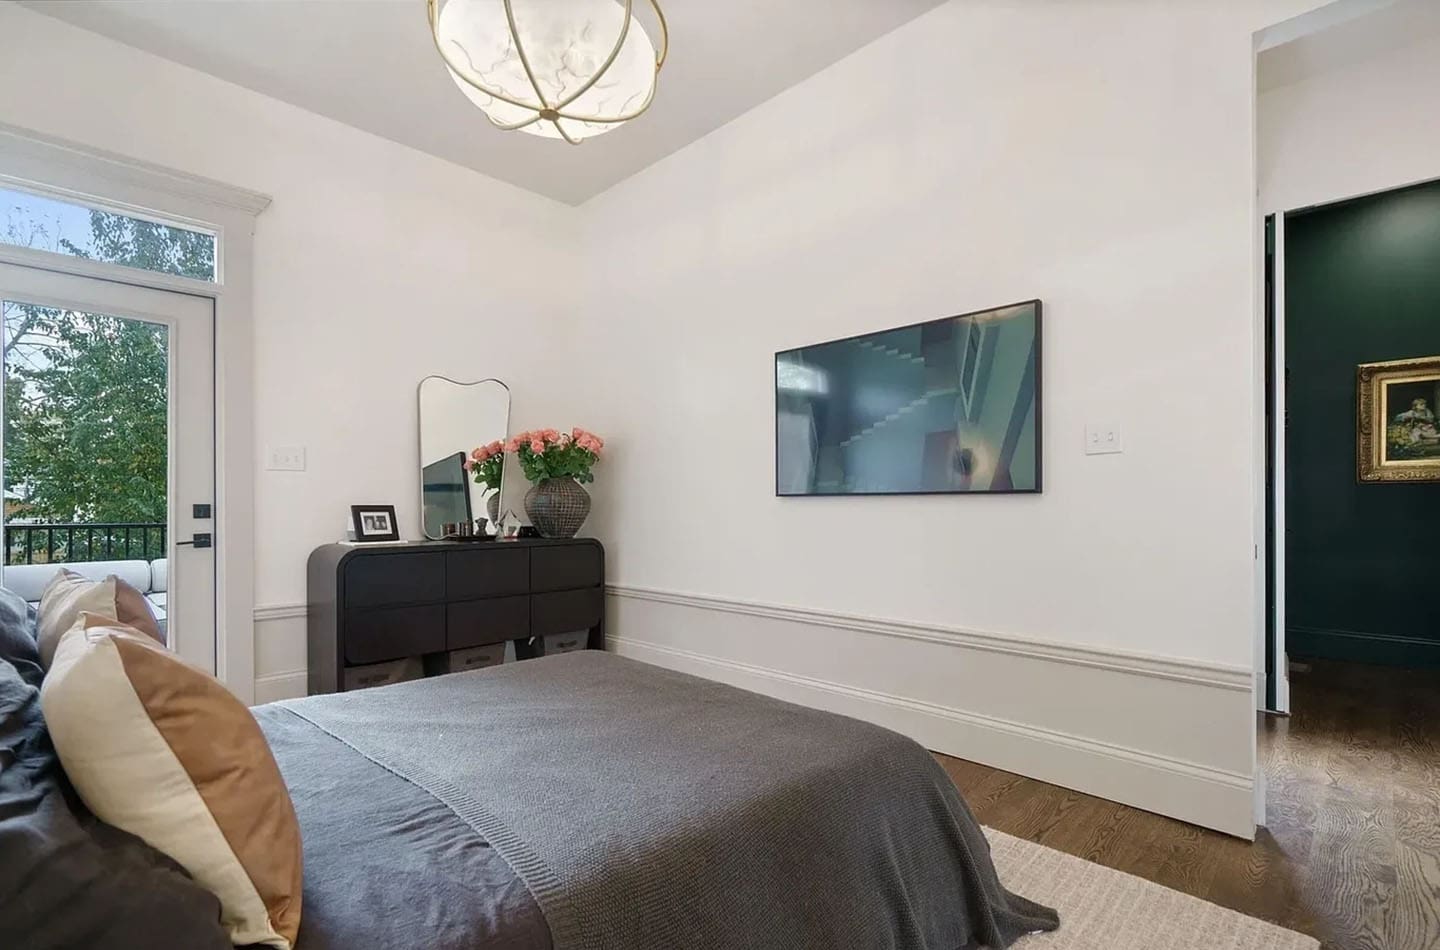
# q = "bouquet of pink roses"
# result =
<box><xmin>506</xmin><ymin>428</ymin><xmax>604</xmax><ymax>484</ymax></box>
<box><xmin>463</xmin><ymin>440</ymin><xmax>505</xmax><ymax>489</ymax></box>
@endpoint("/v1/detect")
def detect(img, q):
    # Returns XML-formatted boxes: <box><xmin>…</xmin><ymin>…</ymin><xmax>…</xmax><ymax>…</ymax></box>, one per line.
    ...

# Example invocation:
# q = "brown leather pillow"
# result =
<box><xmin>41</xmin><ymin>614</ymin><xmax>303</xmax><ymax>948</ymax></box>
<box><xmin>110</xmin><ymin>575</ymin><xmax>165</xmax><ymax>646</ymax></box>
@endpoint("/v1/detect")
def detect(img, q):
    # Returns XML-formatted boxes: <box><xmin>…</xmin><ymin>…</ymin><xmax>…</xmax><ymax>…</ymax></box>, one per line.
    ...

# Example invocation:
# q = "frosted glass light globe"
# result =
<box><xmin>429</xmin><ymin>0</ymin><xmax>667</xmax><ymax>143</ymax></box>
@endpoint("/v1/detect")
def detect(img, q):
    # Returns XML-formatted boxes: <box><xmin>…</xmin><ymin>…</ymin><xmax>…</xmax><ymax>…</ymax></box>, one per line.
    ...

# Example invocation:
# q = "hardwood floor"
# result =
<box><xmin>936</xmin><ymin>658</ymin><xmax>1440</xmax><ymax>950</ymax></box>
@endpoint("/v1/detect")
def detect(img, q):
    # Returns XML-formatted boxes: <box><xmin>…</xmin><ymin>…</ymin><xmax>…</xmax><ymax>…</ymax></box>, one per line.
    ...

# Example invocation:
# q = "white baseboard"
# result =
<box><xmin>607</xmin><ymin>585</ymin><xmax>1257</xmax><ymax>839</ymax></box>
<box><xmin>252</xmin><ymin>603</ymin><xmax>308</xmax><ymax>704</ymax></box>
<box><xmin>252</xmin><ymin>669</ymin><xmax>307</xmax><ymax>705</ymax></box>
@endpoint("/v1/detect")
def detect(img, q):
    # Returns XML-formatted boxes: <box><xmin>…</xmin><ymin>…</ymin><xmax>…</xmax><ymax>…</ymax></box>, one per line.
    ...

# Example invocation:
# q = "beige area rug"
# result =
<box><xmin>987</xmin><ymin>830</ymin><xmax>1319</xmax><ymax>950</ymax></box>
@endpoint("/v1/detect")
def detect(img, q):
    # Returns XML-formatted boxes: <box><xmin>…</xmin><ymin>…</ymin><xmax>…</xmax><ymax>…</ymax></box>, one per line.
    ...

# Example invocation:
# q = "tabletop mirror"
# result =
<box><xmin>418</xmin><ymin>376</ymin><xmax>510</xmax><ymax>540</ymax></box>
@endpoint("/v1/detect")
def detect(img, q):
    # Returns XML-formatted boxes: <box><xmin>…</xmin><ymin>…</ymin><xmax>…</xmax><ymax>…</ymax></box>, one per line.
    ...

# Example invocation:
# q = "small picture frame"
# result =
<box><xmin>351</xmin><ymin>504</ymin><xmax>400</xmax><ymax>542</ymax></box>
<box><xmin>1357</xmin><ymin>356</ymin><xmax>1440</xmax><ymax>484</ymax></box>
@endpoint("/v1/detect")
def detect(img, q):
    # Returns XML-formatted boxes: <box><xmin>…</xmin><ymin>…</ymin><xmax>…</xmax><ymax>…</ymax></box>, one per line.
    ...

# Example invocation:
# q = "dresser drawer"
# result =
<box><xmin>531</xmin><ymin>588</ymin><xmax>603</xmax><ymax>638</ymax></box>
<box><xmin>530</xmin><ymin>542</ymin><xmax>602</xmax><ymax>593</ymax></box>
<box><xmin>447</xmin><ymin>596</ymin><xmax>530</xmax><ymax>650</ymax></box>
<box><xmin>344</xmin><ymin>605</ymin><xmax>446</xmax><ymax>665</ymax></box>
<box><xmin>446</xmin><ymin>548</ymin><xmax>530</xmax><ymax>600</ymax></box>
<box><xmin>343</xmin><ymin>553</ymin><xmax>444</xmax><ymax>607</ymax></box>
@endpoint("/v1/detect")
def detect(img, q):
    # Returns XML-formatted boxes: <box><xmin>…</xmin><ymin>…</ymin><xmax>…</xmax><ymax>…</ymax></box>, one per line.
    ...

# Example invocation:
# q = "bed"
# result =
<box><xmin>254</xmin><ymin>650</ymin><xmax>1058</xmax><ymax>950</ymax></box>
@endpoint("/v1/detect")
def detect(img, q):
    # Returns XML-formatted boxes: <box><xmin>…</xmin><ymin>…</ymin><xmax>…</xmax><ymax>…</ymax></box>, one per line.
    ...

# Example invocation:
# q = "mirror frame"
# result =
<box><xmin>416</xmin><ymin>375</ymin><xmax>511</xmax><ymax>540</ymax></box>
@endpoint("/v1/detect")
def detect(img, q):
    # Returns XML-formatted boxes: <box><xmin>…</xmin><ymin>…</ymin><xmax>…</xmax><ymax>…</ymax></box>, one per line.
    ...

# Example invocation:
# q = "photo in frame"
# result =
<box><xmin>1357</xmin><ymin>356</ymin><xmax>1440</xmax><ymax>483</ymax></box>
<box><xmin>350</xmin><ymin>504</ymin><xmax>401</xmax><ymax>542</ymax></box>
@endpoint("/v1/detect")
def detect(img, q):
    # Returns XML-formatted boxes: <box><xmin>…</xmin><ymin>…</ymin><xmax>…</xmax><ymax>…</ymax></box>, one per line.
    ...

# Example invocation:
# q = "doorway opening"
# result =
<box><xmin>0</xmin><ymin>190</ymin><xmax>217</xmax><ymax>671</ymax></box>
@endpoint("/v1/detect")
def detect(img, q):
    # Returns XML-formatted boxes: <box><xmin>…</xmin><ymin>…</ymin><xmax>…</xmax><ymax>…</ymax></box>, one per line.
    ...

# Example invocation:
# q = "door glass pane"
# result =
<box><xmin>2</xmin><ymin>299</ymin><xmax>170</xmax><ymax>640</ymax></box>
<box><xmin>1</xmin><ymin>185</ymin><xmax>216</xmax><ymax>282</ymax></box>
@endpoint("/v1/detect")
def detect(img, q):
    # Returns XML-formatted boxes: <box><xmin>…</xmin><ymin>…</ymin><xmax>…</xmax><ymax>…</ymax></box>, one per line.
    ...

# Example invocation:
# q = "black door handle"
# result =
<box><xmin>176</xmin><ymin>533</ymin><xmax>212</xmax><ymax>549</ymax></box>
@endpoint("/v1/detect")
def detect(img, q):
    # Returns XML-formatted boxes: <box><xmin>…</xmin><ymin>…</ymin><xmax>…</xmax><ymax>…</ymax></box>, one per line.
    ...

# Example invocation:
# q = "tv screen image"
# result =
<box><xmin>775</xmin><ymin>300</ymin><xmax>1041</xmax><ymax>496</ymax></box>
<box><xmin>422</xmin><ymin>450</ymin><xmax>472</xmax><ymax>537</ymax></box>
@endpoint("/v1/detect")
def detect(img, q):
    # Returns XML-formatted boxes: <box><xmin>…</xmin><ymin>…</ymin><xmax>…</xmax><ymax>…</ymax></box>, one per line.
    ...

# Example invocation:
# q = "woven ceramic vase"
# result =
<box><xmin>523</xmin><ymin>477</ymin><xmax>591</xmax><ymax>539</ymax></box>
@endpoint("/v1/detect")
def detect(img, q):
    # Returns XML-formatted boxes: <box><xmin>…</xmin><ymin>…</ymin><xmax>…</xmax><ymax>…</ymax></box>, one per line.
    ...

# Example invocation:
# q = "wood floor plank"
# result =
<box><xmin>932</xmin><ymin>658</ymin><xmax>1439</xmax><ymax>950</ymax></box>
<box><xmin>1386</xmin><ymin>844</ymin><xmax>1440</xmax><ymax>950</ymax></box>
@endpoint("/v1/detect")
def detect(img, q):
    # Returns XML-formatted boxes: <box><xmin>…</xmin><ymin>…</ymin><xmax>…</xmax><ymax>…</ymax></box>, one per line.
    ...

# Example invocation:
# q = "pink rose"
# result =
<box><xmin>529</xmin><ymin>439</ymin><xmax>546</xmax><ymax>454</ymax></box>
<box><xmin>571</xmin><ymin>428</ymin><xmax>604</xmax><ymax>450</ymax></box>
<box><xmin>463</xmin><ymin>459</ymin><xmax>474</xmax><ymax>471</ymax></box>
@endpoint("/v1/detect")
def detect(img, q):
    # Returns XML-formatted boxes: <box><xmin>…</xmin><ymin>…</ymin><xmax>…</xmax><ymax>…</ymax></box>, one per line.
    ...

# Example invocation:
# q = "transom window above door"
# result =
<box><xmin>0</xmin><ymin>184</ymin><xmax>216</xmax><ymax>282</ymax></box>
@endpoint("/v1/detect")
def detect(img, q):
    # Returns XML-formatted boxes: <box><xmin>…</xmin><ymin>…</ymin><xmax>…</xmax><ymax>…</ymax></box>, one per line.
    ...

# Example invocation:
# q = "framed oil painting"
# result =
<box><xmin>1357</xmin><ymin>356</ymin><xmax>1440</xmax><ymax>483</ymax></box>
<box><xmin>775</xmin><ymin>300</ymin><xmax>1041</xmax><ymax>495</ymax></box>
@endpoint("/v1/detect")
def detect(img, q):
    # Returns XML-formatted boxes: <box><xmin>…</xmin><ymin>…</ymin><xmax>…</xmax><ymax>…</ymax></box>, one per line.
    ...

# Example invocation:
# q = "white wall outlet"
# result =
<box><xmin>1084</xmin><ymin>424</ymin><xmax>1123</xmax><ymax>455</ymax></box>
<box><xmin>267</xmin><ymin>445</ymin><xmax>307</xmax><ymax>471</ymax></box>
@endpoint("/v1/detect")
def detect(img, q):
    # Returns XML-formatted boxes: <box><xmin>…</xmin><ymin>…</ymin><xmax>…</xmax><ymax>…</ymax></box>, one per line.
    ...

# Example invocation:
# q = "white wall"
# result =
<box><xmin>0</xmin><ymin>0</ymin><xmax>1338</xmax><ymax>836</ymax></box>
<box><xmin>1260</xmin><ymin>10</ymin><xmax>1440</xmax><ymax>212</ymax></box>
<box><xmin>577</xmin><ymin>0</ymin><xmax>1322</xmax><ymax>837</ymax></box>
<box><xmin>0</xmin><ymin>5</ymin><xmax>578</xmax><ymax>698</ymax></box>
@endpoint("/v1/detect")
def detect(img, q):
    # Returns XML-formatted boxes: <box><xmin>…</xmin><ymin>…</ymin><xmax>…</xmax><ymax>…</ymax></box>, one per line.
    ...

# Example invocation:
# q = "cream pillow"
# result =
<box><xmin>36</xmin><ymin>569</ymin><xmax>165</xmax><ymax>668</ymax></box>
<box><xmin>37</xmin><ymin>569</ymin><xmax>119</xmax><ymax>667</ymax></box>
<box><xmin>41</xmin><ymin>613</ymin><xmax>303</xmax><ymax>948</ymax></box>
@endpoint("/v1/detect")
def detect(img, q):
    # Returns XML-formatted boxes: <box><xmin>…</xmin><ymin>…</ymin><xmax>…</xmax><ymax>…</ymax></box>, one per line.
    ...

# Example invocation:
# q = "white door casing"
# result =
<box><xmin>0</xmin><ymin>121</ymin><xmax>269</xmax><ymax>700</ymax></box>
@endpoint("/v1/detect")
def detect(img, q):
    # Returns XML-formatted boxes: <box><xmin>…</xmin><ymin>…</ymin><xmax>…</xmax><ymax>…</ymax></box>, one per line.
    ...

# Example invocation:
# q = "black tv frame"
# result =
<box><xmin>773</xmin><ymin>299</ymin><xmax>1043</xmax><ymax>497</ymax></box>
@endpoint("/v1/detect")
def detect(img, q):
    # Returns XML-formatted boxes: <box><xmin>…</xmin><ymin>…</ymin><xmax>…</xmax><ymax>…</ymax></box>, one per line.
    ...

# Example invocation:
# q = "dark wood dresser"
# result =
<box><xmin>306</xmin><ymin>538</ymin><xmax>605</xmax><ymax>695</ymax></box>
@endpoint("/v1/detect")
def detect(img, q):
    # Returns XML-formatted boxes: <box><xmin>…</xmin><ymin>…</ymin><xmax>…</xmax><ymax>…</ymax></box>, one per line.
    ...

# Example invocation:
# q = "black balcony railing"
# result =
<box><xmin>3</xmin><ymin>522</ymin><xmax>167</xmax><ymax>566</ymax></box>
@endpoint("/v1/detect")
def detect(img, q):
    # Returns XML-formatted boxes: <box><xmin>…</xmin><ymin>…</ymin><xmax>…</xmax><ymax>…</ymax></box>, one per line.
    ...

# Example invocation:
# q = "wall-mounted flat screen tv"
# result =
<box><xmin>775</xmin><ymin>300</ymin><xmax>1041</xmax><ymax>496</ymax></box>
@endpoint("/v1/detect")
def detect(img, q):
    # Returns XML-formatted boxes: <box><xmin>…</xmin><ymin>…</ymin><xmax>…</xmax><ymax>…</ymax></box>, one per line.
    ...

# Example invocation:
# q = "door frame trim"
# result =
<box><xmin>0</xmin><ymin>122</ymin><xmax>271</xmax><ymax>702</ymax></box>
<box><xmin>1268</xmin><ymin>213</ymin><xmax>1290</xmax><ymax>714</ymax></box>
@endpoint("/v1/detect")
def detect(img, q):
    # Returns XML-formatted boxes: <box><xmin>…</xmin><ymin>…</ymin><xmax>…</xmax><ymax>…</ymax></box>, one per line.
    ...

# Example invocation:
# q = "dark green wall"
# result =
<box><xmin>1285</xmin><ymin>179</ymin><xmax>1440</xmax><ymax>667</ymax></box>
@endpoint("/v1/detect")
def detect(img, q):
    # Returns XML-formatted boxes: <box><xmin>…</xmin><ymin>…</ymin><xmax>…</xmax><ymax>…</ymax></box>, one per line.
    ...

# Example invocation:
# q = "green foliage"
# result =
<box><xmin>510</xmin><ymin>429</ymin><xmax>604</xmax><ymax>485</ymax></box>
<box><xmin>469</xmin><ymin>454</ymin><xmax>505</xmax><ymax>490</ymax></box>
<box><xmin>4</xmin><ymin>305</ymin><xmax>168</xmax><ymax>522</ymax></box>
<box><xmin>62</xmin><ymin>212</ymin><xmax>215</xmax><ymax>282</ymax></box>
<box><xmin>3</xmin><ymin>208</ymin><xmax>187</xmax><ymax>526</ymax></box>
<box><xmin>516</xmin><ymin>442</ymin><xmax>598</xmax><ymax>484</ymax></box>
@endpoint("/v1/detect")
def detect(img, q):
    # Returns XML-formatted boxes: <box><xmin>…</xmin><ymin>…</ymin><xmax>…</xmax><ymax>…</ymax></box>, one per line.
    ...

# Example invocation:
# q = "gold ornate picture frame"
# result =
<box><xmin>1357</xmin><ymin>356</ymin><xmax>1440</xmax><ymax>483</ymax></box>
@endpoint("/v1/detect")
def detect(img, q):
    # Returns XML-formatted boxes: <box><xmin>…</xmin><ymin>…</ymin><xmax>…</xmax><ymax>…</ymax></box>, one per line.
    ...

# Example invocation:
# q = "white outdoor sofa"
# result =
<box><xmin>3</xmin><ymin>559</ymin><xmax>167</xmax><ymax>633</ymax></box>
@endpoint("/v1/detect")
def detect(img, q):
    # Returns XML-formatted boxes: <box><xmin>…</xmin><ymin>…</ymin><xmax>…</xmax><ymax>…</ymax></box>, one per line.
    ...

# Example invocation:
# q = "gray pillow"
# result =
<box><xmin>0</xmin><ymin>586</ymin><xmax>41</xmax><ymax>687</ymax></box>
<box><xmin>0</xmin><ymin>660</ymin><xmax>233</xmax><ymax>950</ymax></box>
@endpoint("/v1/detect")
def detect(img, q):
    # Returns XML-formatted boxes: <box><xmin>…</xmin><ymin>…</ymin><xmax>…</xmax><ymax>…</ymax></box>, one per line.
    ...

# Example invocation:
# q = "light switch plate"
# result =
<box><xmin>1084</xmin><ymin>424</ymin><xmax>1123</xmax><ymax>455</ymax></box>
<box><xmin>267</xmin><ymin>445</ymin><xmax>307</xmax><ymax>471</ymax></box>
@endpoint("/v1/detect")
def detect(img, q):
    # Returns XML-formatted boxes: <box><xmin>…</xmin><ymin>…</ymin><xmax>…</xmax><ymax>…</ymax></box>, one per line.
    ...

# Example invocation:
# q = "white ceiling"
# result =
<box><xmin>24</xmin><ymin>0</ymin><xmax>947</xmax><ymax>205</ymax></box>
<box><xmin>1258</xmin><ymin>0</ymin><xmax>1440</xmax><ymax>92</ymax></box>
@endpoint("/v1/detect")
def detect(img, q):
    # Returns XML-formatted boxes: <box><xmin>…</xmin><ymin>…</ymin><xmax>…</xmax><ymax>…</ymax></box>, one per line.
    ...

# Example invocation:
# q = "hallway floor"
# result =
<box><xmin>938</xmin><ymin>658</ymin><xmax>1440</xmax><ymax>950</ymax></box>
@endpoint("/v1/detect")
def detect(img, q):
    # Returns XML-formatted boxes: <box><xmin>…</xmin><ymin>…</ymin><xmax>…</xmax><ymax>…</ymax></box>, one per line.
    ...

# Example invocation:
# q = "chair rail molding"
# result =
<box><xmin>607</xmin><ymin>585</ymin><xmax>1252</xmax><ymax>690</ymax></box>
<box><xmin>248</xmin><ymin>589</ymin><xmax>1260</xmax><ymax>837</ymax></box>
<box><xmin>605</xmin><ymin>584</ymin><xmax>1258</xmax><ymax>839</ymax></box>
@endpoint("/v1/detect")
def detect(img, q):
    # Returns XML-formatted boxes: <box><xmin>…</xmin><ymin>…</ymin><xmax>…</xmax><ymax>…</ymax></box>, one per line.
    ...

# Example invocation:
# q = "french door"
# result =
<box><xmin>0</xmin><ymin>260</ymin><xmax>216</xmax><ymax>671</ymax></box>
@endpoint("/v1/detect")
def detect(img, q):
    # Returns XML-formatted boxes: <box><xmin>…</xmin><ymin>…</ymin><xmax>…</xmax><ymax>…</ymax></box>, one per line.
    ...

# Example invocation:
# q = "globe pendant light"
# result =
<box><xmin>426</xmin><ymin>0</ymin><xmax>668</xmax><ymax>144</ymax></box>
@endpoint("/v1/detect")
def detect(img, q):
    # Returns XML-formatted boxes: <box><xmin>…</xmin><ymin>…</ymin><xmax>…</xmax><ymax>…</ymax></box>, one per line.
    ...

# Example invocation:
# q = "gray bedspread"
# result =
<box><xmin>267</xmin><ymin>651</ymin><xmax>1057</xmax><ymax>950</ymax></box>
<box><xmin>256</xmin><ymin>707</ymin><xmax>551</xmax><ymax>950</ymax></box>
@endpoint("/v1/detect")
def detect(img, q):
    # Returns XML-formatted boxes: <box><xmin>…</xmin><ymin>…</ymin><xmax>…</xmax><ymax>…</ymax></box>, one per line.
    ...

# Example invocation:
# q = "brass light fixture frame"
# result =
<box><xmin>426</xmin><ymin>0</ymin><xmax>668</xmax><ymax>145</ymax></box>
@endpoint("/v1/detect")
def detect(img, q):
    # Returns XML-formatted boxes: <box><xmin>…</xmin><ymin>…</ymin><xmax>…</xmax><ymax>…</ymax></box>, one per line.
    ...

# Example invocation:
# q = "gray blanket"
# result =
<box><xmin>257</xmin><ymin>707</ymin><xmax>550</xmax><ymax>950</ymax></box>
<box><xmin>275</xmin><ymin>651</ymin><xmax>1057</xmax><ymax>950</ymax></box>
